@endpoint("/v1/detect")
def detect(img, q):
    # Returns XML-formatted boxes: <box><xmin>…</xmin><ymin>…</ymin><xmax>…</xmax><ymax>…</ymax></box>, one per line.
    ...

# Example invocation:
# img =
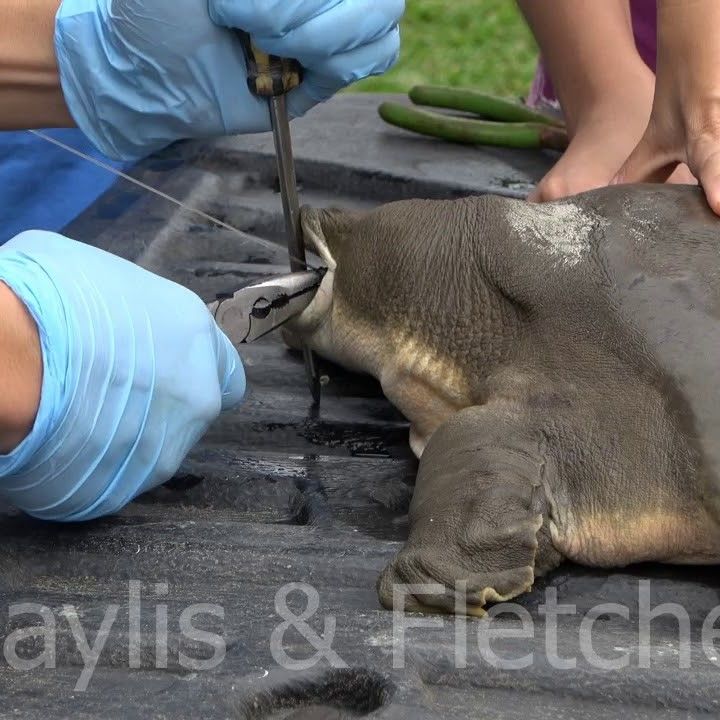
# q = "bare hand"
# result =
<box><xmin>612</xmin><ymin>0</ymin><xmax>720</xmax><ymax>214</ymax></box>
<box><xmin>532</xmin><ymin>68</ymin><xmax>695</xmax><ymax>202</ymax></box>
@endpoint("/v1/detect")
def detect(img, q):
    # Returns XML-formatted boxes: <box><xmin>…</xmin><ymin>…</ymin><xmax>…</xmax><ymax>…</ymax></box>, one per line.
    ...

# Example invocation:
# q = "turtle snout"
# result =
<box><xmin>300</xmin><ymin>206</ymin><xmax>337</xmax><ymax>271</ymax></box>
<box><xmin>283</xmin><ymin>264</ymin><xmax>335</xmax><ymax>350</ymax></box>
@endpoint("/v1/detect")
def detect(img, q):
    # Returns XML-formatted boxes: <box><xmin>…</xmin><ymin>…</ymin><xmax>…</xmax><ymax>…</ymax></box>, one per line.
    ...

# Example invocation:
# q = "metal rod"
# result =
<box><xmin>269</xmin><ymin>96</ymin><xmax>306</xmax><ymax>271</ymax></box>
<box><xmin>268</xmin><ymin>96</ymin><xmax>321</xmax><ymax>404</ymax></box>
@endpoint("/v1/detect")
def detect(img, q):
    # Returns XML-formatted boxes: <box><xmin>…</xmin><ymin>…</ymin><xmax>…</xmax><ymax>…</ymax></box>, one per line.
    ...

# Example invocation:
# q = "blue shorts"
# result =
<box><xmin>0</xmin><ymin>128</ymin><xmax>130</xmax><ymax>245</ymax></box>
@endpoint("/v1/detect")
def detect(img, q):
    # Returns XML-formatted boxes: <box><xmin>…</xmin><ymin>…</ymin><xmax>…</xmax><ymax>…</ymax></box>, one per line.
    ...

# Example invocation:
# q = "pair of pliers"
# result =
<box><xmin>207</xmin><ymin>269</ymin><xmax>324</xmax><ymax>344</ymax></box>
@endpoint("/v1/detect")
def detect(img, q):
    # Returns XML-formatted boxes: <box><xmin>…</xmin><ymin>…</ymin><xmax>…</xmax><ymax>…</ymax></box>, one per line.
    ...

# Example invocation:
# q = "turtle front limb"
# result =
<box><xmin>377</xmin><ymin>404</ymin><xmax>562</xmax><ymax>616</ymax></box>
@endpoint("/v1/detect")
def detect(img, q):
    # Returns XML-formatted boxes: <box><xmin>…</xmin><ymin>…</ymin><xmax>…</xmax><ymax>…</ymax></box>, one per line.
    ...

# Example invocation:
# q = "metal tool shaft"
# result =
<box><xmin>268</xmin><ymin>96</ymin><xmax>320</xmax><ymax>403</ymax></box>
<box><xmin>269</xmin><ymin>96</ymin><xmax>305</xmax><ymax>272</ymax></box>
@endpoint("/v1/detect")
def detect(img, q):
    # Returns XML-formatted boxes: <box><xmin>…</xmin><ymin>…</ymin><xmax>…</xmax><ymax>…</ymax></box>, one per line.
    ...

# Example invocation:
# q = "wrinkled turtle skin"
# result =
<box><xmin>285</xmin><ymin>184</ymin><xmax>720</xmax><ymax>616</ymax></box>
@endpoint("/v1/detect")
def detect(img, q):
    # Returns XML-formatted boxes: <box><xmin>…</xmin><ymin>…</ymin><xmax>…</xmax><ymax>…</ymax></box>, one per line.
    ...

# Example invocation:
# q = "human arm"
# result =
<box><xmin>0</xmin><ymin>0</ymin><xmax>73</xmax><ymax>128</ymax></box>
<box><xmin>54</xmin><ymin>0</ymin><xmax>403</xmax><ymax>160</ymax></box>
<box><xmin>518</xmin><ymin>0</ymin><xmax>640</xmax><ymax>134</ymax></box>
<box><xmin>613</xmin><ymin>0</ymin><xmax>720</xmax><ymax>214</ymax></box>
<box><xmin>1</xmin><ymin>0</ymin><xmax>403</xmax><ymax>158</ymax></box>
<box><xmin>0</xmin><ymin>283</ymin><xmax>42</xmax><ymax>454</ymax></box>
<box><xmin>517</xmin><ymin>0</ymin><xmax>693</xmax><ymax>201</ymax></box>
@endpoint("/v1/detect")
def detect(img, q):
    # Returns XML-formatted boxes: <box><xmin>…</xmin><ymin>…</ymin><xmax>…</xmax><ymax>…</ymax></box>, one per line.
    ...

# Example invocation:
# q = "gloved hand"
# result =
<box><xmin>55</xmin><ymin>0</ymin><xmax>404</xmax><ymax>160</ymax></box>
<box><xmin>0</xmin><ymin>231</ymin><xmax>245</xmax><ymax>522</ymax></box>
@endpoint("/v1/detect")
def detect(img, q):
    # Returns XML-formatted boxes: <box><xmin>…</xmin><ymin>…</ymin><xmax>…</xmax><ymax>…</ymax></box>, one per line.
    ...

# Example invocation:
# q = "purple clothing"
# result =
<box><xmin>527</xmin><ymin>0</ymin><xmax>657</xmax><ymax>108</ymax></box>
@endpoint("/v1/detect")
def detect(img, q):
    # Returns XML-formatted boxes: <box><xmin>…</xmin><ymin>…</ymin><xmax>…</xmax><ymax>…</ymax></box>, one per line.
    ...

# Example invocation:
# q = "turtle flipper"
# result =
<box><xmin>377</xmin><ymin>405</ymin><xmax>561</xmax><ymax>616</ymax></box>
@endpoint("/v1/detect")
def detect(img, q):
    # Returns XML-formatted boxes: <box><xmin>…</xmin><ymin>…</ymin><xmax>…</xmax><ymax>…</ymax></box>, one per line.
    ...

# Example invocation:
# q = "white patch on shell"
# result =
<box><xmin>506</xmin><ymin>200</ymin><xmax>604</xmax><ymax>268</ymax></box>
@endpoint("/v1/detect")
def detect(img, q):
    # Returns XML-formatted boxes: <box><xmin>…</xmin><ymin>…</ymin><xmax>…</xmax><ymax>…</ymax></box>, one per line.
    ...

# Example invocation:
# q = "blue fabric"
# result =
<box><xmin>0</xmin><ymin>128</ymin><xmax>130</xmax><ymax>245</ymax></box>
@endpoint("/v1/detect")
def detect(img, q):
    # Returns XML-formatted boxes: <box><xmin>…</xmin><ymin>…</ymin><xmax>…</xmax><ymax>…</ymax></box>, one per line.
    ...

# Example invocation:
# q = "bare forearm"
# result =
<box><xmin>656</xmin><ymin>0</ymin><xmax>720</xmax><ymax>107</ymax></box>
<box><xmin>610</xmin><ymin>0</ymin><xmax>720</xmax><ymax>212</ymax></box>
<box><xmin>0</xmin><ymin>0</ymin><xmax>73</xmax><ymax>128</ymax></box>
<box><xmin>517</xmin><ymin>0</ymin><xmax>649</xmax><ymax>133</ymax></box>
<box><xmin>0</xmin><ymin>283</ymin><xmax>42</xmax><ymax>454</ymax></box>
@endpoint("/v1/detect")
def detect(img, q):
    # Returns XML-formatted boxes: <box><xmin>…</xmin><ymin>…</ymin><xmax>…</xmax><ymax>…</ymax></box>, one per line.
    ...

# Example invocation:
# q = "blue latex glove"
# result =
<box><xmin>0</xmin><ymin>231</ymin><xmax>245</xmax><ymax>522</ymax></box>
<box><xmin>55</xmin><ymin>0</ymin><xmax>404</xmax><ymax>161</ymax></box>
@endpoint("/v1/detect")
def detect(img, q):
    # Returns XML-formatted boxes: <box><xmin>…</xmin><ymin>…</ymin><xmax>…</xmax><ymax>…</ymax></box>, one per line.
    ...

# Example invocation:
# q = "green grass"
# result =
<box><xmin>351</xmin><ymin>0</ymin><xmax>539</xmax><ymax>99</ymax></box>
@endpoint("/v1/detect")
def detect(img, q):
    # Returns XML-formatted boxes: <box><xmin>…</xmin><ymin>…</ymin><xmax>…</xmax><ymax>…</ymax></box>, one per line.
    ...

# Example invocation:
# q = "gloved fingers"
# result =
<box><xmin>214</xmin><ymin>328</ymin><xmax>247</xmax><ymax>411</ymax></box>
<box><xmin>286</xmin><ymin>28</ymin><xmax>401</xmax><ymax>115</ymax></box>
<box><xmin>210</xmin><ymin>0</ymin><xmax>337</xmax><ymax>35</ymax></box>
<box><xmin>211</xmin><ymin>0</ymin><xmax>404</xmax><ymax>59</ymax></box>
<box><xmin>252</xmin><ymin>4</ymin><xmax>403</xmax><ymax>68</ymax></box>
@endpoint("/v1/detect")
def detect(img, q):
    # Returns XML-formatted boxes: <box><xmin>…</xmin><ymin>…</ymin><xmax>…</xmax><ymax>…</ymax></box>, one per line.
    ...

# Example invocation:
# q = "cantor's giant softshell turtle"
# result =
<box><xmin>286</xmin><ymin>184</ymin><xmax>720</xmax><ymax>615</ymax></box>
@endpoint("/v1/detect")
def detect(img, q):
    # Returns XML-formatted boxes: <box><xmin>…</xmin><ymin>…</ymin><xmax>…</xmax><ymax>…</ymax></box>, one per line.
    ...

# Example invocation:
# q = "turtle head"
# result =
<box><xmin>284</xmin><ymin>199</ymin><xmax>469</xmax><ymax>373</ymax></box>
<box><xmin>284</xmin><ymin>197</ymin><xmax>506</xmax><ymax>379</ymax></box>
<box><xmin>281</xmin><ymin>205</ymin><xmax>373</xmax><ymax>371</ymax></box>
<box><xmin>299</xmin><ymin>205</ymin><xmax>364</xmax><ymax>272</ymax></box>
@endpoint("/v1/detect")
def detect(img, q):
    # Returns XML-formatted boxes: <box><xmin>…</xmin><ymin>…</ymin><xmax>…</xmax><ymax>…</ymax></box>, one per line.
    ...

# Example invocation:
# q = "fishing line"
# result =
<box><xmin>29</xmin><ymin>129</ymin><xmax>320</xmax><ymax>271</ymax></box>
